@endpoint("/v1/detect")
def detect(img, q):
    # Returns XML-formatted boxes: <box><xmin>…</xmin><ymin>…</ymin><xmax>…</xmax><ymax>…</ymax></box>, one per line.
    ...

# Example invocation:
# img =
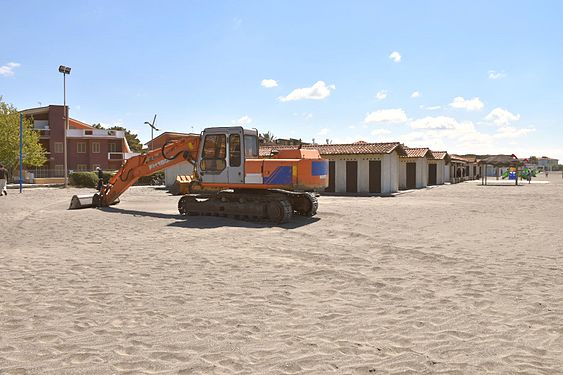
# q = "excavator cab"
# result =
<box><xmin>197</xmin><ymin>127</ymin><xmax>258</xmax><ymax>184</ymax></box>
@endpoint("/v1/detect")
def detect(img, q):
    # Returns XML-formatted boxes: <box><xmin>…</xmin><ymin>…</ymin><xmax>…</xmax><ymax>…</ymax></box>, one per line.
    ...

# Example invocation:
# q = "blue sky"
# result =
<box><xmin>1</xmin><ymin>1</ymin><xmax>562</xmax><ymax>160</ymax></box>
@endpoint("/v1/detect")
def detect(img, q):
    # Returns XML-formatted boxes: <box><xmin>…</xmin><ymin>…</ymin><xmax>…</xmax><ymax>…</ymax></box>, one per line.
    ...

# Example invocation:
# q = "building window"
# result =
<box><xmin>54</xmin><ymin>165</ymin><xmax>64</xmax><ymax>177</ymax></box>
<box><xmin>77</xmin><ymin>142</ymin><xmax>86</xmax><ymax>153</ymax></box>
<box><xmin>92</xmin><ymin>142</ymin><xmax>100</xmax><ymax>153</ymax></box>
<box><xmin>54</xmin><ymin>142</ymin><xmax>64</xmax><ymax>154</ymax></box>
<box><xmin>108</xmin><ymin>143</ymin><xmax>117</xmax><ymax>152</ymax></box>
<box><xmin>76</xmin><ymin>164</ymin><xmax>88</xmax><ymax>171</ymax></box>
<box><xmin>85</xmin><ymin>130</ymin><xmax>93</xmax><ymax>135</ymax></box>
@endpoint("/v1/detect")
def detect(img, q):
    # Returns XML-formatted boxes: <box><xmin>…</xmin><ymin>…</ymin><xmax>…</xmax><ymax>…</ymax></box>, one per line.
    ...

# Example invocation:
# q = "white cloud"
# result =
<box><xmin>419</xmin><ymin>105</ymin><xmax>441</xmax><ymax>110</ymax></box>
<box><xmin>100</xmin><ymin>120</ymin><xmax>124</xmax><ymax>128</ymax></box>
<box><xmin>485</xmin><ymin>107</ymin><xmax>520</xmax><ymax>126</ymax></box>
<box><xmin>396</xmin><ymin>113</ymin><xmax>538</xmax><ymax>156</ymax></box>
<box><xmin>402</xmin><ymin>118</ymin><xmax>492</xmax><ymax>153</ymax></box>
<box><xmin>279</xmin><ymin>81</ymin><xmax>335</xmax><ymax>102</ymax></box>
<box><xmin>494</xmin><ymin>126</ymin><xmax>535</xmax><ymax>138</ymax></box>
<box><xmin>0</xmin><ymin>62</ymin><xmax>21</xmax><ymax>77</ymax></box>
<box><xmin>375</xmin><ymin>90</ymin><xmax>387</xmax><ymax>100</ymax></box>
<box><xmin>261</xmin><ymin>79</ymin><xmax>278</xmax><ymax>88</ymax></box>
<box><xmin>318</xmin><ymin>128</ymin><xmax>329</xmax><ymax>135</ymax></box>
<box><xmin>236</xmin><ymin>115</ymin><xmax>252</xmax><ymax>126</ymax></box>
<box><xmin>371</xmin><ymin>128</ymin><xmax>391</xmax><ymax>136</ymax></box>
<box><xmin>292</xmin><ymin>112</ymin><xmax>313</xmax><ymax>120</ymax></box>
<box><xmin>488</xmin><ymin>70</ymin><xmax>506</xmax><ymax>80</ymax></box>
<box><xmin>364</xmin><ymin>108</ymin><xmax>408</xmax><ymax>124</ymax></box>
<box><xmin>410</xmin><ymin>116</ymin><xmax>460</xmax><ymax>129</ymax></box>
<box><xmin>410</xmin><ymin>91</ymin><xmax>420</xmax><ymax>98</ymax></box>
<box><xmin>449</xmin><ymin>96</ymin><xmax>484</xmax><ymax>111</ymax></box>
<box><xmin>389</xmin><ymin>51</ymin><xmax>401</xmax><ymax>63</ymax></box>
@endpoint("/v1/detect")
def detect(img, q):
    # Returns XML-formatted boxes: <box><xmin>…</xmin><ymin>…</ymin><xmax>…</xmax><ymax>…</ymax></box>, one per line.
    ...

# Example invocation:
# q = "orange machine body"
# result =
<box><xmin>98</xmin><ymin>129</ymin><xmax>328</xmax><ymax>207</ymax></box>
<box><xmin>201</xmin><ymin>149</ymin><xmax>328</xmax><ymax>191</ymax></box>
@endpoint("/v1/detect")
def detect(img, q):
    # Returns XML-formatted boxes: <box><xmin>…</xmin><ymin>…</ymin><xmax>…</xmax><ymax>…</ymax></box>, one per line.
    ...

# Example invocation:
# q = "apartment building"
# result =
<box><xmin>21</xmin><ymin>105</ymin><xmax>137</xmax><ymax>178</ymax></box>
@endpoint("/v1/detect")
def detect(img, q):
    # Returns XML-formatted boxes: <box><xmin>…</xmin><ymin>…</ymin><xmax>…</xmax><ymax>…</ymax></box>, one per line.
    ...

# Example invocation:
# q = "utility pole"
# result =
<box><xmin>59</xmin><ymin>65</ymin><xmax>71</xmax><ymax>187</ymax></box>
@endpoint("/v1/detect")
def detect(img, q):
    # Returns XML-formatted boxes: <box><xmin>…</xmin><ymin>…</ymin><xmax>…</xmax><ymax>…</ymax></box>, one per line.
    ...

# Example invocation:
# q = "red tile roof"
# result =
<box><xmin>69</xmin><ymin>118</ymin><xmax>94</xmax><ymax>129</ymax></box>
<box><xmin>450</xmin><ymin>154</ymin><xmax>475</xmax><ymax>163</ymax></box>
<box><xmin>259</xmin><ymin>142</ymin><xmax>406</xmax><ymax>157</ymax></box>
<box><xmin>431</xmin><ymin>151</ymin><xmax>449</xmax><ymax>160</ymax></box>
<box><xmin>402</xmin><ymin>147</ymin><xmax>434</xmax><ymax>158</ymax></box>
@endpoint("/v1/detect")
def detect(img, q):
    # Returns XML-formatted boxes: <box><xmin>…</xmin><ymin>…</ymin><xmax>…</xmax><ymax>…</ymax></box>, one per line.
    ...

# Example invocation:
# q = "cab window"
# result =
<box><xmin>229</xmin><ymin>134</ymin><xmax>241</xmax><ymax>167</ymax></box>
<box><xmin>244</xmin><ymin>135</ymin><xmax>258</xmax><ymax>158</ymax></box>
<box><xmin>200</xmin><ymin>134</ymin><xmax>226</xmax><ymax>172</ymax></box>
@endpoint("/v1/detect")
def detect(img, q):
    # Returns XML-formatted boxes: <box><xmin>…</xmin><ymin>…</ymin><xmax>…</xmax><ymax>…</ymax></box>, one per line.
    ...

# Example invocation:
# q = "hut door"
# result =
<box><xmin>346</xmin><ymin>161</ymin><xmax>357</xmax><ymax>193</ymax></box>
<box><xmin>369</xmin><ymin>160</ymin><xmax>381</xmax><ymax>193</ymax></box>
<box><xmin>428</xmin><ymin>164</ymin><xmax>437</xmax><ymax>185</ymax></box>
<box><xmin>326</xmin><ymin>161</ymin><xmax>336</xmax><ymax>192</ymax></box>
<box><xmin>406</xmin><ymin>162</ymin><xmax>416</xmax><ymax>189</ymax></box>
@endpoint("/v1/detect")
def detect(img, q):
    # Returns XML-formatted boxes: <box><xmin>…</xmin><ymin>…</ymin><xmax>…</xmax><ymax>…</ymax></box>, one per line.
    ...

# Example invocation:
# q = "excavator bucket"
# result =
<box><xmin>69</xmin><ymin>194</ymin><xmax>98</xmax><ymax>209</ymax></box>
<box><xmin>68</xmin><ymin>193</ymin><xmax>118</xmax><ymax>209</ymax></box>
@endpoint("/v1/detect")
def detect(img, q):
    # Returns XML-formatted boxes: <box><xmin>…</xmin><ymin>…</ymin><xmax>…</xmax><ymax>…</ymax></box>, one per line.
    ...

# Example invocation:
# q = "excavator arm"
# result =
<box><xmin>69</xmin><ymin>136</ymin><xmax>200</xmax><ymax>209</ymax></box>
<box><xmin>99</xmin><ymin>136</ymin><xmax>201</xmax><ymax>206</ymax></box>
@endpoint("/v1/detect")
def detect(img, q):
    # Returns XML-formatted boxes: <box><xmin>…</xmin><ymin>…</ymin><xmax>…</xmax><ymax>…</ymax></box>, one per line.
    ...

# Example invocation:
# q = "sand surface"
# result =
<box><xmin>1</xmin><ymin>174</ymin><xmax>562</xmax><ymax>374</ymax></box>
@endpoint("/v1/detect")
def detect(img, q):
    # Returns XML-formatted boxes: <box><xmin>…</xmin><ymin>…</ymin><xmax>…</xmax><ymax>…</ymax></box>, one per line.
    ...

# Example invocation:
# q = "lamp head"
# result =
<box><xmin>58</xmin><ymin>65</ymin><xmax>71</xmax><ymax>74</ymax></box>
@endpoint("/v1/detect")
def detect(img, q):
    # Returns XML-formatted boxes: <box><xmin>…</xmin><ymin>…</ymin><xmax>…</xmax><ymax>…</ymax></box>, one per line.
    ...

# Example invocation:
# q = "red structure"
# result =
<box><xmin>21</xmin><ymin>105</ymin><xmax>137</xmax><ymax>179</ymax></box>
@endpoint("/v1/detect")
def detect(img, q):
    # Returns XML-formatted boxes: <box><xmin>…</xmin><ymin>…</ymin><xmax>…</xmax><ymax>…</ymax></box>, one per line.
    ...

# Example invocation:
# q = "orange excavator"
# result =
<box><xmin>69</xmin><ymin>127</ymin><xmax>328</xmax><ymax>223</ymax></box>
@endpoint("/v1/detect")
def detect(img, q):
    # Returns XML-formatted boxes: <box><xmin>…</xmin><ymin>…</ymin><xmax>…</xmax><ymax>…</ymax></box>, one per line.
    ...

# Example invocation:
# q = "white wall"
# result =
<box><xmin>399</xmin><ymin>157</ymin><xmax>429</xmax><ymax>189</ymax></box>
<box><xmin>164</xmin><ymin>161</ymin><xmax>194</xmax><ymax>188</ymax></box>
<box><xmin>444</xmin><ymin>164</ymin><xmax>451</xmax><ymax>182</ymax></box>
<box><xmin>326</xmin><ymin>153</ymin><xmax>399</xmax><ymax>195</ymax></box>
<box><xmin>428</xmin><ymin>160</ymin><xmax>445</xmax><ymax>185</ymax></box>
<box><xmin>419</xmin><ymin>158</ymin><xmax>428</xmax><ymax>188</ymax></box>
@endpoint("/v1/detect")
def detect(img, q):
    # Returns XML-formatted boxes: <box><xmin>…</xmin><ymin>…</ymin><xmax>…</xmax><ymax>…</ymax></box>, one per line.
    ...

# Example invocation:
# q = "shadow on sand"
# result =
<box><xmin>99</xmin><ymin>206</ymin><xmax>320</xmax><ymax>229</ymax></box>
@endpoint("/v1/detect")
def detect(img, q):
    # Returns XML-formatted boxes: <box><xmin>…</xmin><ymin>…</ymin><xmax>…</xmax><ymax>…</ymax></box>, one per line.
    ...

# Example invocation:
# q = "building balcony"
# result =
<box><xmin>108</xmin><ymin>152</ymin><xmax>140</xmax><ymax>161</ymax></box>
<box><xmin>67</xmin><ymin>129</ymin><xmax>125</xmax><ymax>138</ymax></box>
<box><xmin>36</xmin><ymin>129</ymin><xmax>50</xmax><ymax>138</ymax></box>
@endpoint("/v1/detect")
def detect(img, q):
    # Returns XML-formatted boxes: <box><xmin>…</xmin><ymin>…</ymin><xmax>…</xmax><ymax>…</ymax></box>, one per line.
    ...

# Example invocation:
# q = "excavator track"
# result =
<box><xmin>177</xmin><ymin>190</ymin><xmax>317</xmax><ymax>224</ymax></box>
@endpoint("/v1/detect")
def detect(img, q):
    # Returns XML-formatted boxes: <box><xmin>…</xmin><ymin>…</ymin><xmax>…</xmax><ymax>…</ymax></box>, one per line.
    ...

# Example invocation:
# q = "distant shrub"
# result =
<box><xmin>69</xmin><ymin>172</ymin><xmax>98</xmax><ymax>188</ymax></box>
<box><xmin>101</xmin><ymin>171</ymin><xmax>115</xmax><ymax>184</ymax></box>
<box><xmin>69</xmin><ymin>170</ymin><xmax>164</xmax><ymax>187</ymax></box>
<box><xmin>136</xmin><ymin>171</ymin><xmax>165</xmax><ymax>185</ymax></box>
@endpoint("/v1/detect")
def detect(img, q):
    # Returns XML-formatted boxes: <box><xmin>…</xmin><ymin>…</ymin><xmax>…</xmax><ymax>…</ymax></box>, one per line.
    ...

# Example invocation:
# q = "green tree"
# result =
<box><xmin>91</xmin><ymin>123</ymin><xmax>143</xmax><ymax>152</ymax></box>
<box><xmin>259</xmin><ymin>131</ymin><xmax>276</xmax><ymax>145</ymax></box>
<box><xmin>0</xmin><ymin>97</ymin><xmax>47</xmax><ymax>177</ymax></box>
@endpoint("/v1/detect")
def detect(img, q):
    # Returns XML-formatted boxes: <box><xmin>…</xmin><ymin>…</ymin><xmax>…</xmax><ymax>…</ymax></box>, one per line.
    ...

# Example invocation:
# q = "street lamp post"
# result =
<box><xmin>144</xmin><ymin>114</ymin><xmax>159</xmax><ymax>150</ymax></box>
<box><xmin>59</xmin><ymin>65</ymin><xmax>71</xmax><ymax>187</ymax></box>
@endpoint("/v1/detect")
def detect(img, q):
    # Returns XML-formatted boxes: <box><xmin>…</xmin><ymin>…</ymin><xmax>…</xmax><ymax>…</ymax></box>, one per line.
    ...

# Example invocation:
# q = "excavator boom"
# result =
<box><xmin>69</xmin><ymin>136</ymin><xmax>200</xmax><ymax>209</ymax></box>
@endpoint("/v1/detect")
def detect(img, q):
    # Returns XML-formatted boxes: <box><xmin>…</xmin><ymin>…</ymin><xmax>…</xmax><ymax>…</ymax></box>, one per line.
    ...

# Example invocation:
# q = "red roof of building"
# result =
<box><xmin>259</xmin><ymin>142</ymin><xmax>407</xmax><ymax>157</ymax></box>
<box><xmin>450</xmin><ymin>154</ymin><xmax>474</xmax><ymax>163</ymax></box>
<box><xmin>69</xmin><ymin>118</ymin><xmax>94</xmax><ymax>129</ymax></box>
<box><xmin>431</xmin><ymin>151</ymin><xmax>448</xmax><ymax>160</ymax></box>
<box><xmin>402</xmin><ymin>147</ymin><xmax>434</xmax><ymax>159</ymax></box>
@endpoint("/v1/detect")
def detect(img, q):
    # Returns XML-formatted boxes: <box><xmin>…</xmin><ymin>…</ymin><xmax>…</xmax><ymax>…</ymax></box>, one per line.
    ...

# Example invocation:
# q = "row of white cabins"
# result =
<box><xmin>258</xmin><ymin>142</ymin><xmax>479</xmax><ymax>195</ymax></box>
<box><xmin>163</xmin><ymin>136</ymin><xmax>480</xmax><ymax>195</ymax></box>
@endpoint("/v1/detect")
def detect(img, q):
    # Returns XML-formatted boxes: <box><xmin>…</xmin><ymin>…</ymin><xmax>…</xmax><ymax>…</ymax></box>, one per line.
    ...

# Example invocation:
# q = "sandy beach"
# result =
<box><xmin>1</xmin><ymin>174</ymin><xmax>562</xmax><ymax>374</ymax></box>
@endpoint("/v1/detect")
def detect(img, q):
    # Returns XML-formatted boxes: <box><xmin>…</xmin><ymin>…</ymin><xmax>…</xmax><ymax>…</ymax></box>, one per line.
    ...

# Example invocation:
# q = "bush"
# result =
<box><xmin>69</xmin><ymin>170</ymin><xmax>164</xmax><ymax>187</ymax></box>
<box><xmin>69</xmin><ymin>172</ymin><xmax>98</xmax><ymax>188</ymax></box>
<box><xmin>135</xmin><ymin>171</ymin><xmax>165</xmax><ymax>185</ymax></box>
<box><xmin>101</xmin><ymin>171</ymin><xmax>115</xmax><ymax>184</ymax></box>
